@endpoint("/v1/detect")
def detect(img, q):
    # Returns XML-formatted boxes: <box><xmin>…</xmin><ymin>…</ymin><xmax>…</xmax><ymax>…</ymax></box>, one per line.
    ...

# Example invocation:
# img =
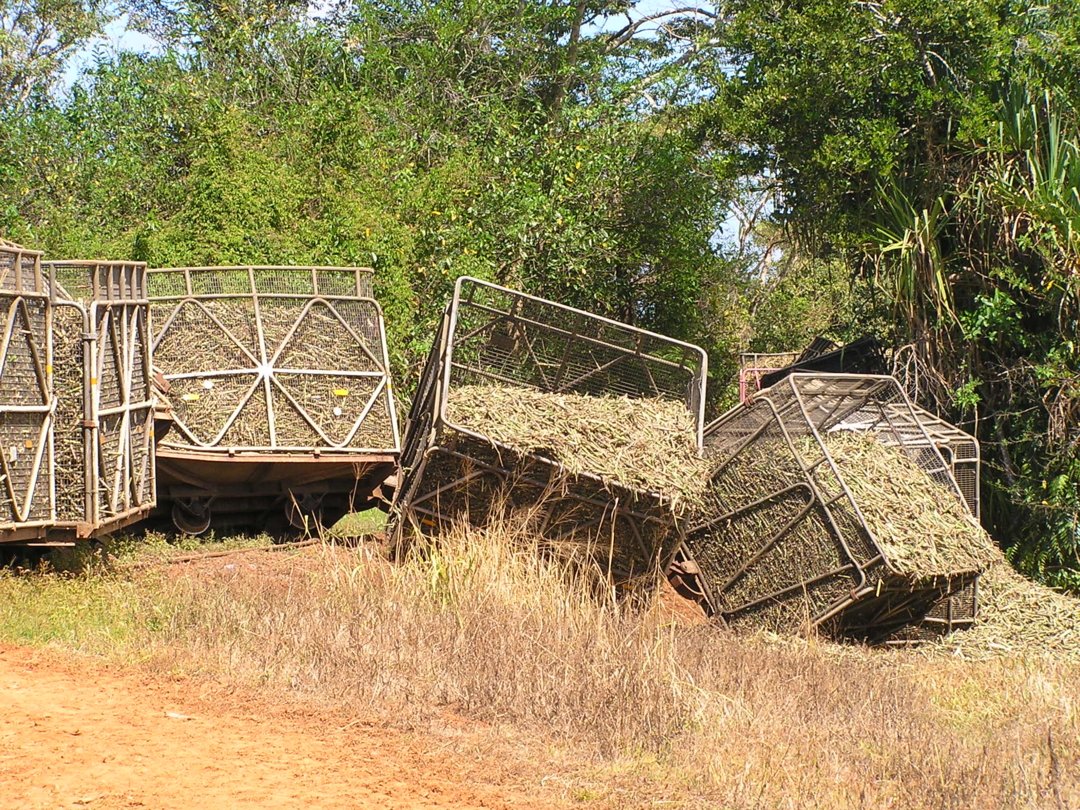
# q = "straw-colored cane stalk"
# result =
<box><xmin>445</xmin><ymin>385</ymin><xmax>710</xmax><ymax>509</ymax></box>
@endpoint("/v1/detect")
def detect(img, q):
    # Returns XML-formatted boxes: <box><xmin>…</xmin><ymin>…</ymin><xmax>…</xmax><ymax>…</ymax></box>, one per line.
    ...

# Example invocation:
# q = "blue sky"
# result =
<box><xmin>60</xmin><ymin>11</ymin><xmax>160</xmax><ymax>90</ymax></box>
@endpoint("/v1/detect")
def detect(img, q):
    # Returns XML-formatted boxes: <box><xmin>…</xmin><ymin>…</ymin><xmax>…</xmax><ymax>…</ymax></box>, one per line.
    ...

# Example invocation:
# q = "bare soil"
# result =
<box><xmin>0</xmin><ymin>645</ymin><xmax>571</xmax><ymax>809</ymax></box>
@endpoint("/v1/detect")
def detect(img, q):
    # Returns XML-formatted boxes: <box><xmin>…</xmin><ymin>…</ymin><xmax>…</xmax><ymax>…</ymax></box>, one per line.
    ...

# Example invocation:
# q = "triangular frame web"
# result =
<box><xmin>153</xmin><ymin>299</ymin><xmax>260</xmax><ymax>375</ymax></box>
<box><xmin>165</xmin><ymin>372</ymin><xmax>262</xmax><ymax>448</ymax></box>
<box><xmin>273</xmin><ymin>299</ymin><xmax>383</xmax><ymax>373</ymax></box>
<box><xmin>273</xmin><ymin>373</ymin><xmax>387</xmax><ymax>448</ymax></box>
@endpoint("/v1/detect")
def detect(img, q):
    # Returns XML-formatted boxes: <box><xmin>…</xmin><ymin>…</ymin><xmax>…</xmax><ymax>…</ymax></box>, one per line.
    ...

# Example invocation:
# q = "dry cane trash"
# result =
<box><xmin>445</xmin><ymin>385</ymin><xmax>711</xmax><ymax>510</ymax></box>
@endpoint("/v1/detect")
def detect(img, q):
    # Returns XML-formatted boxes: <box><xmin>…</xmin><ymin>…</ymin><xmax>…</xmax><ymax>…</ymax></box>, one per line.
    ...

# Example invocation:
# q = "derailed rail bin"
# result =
<box><xmin>44</xmin><ymin>260</ymin><xmax>157</xmax><ymax>537</ymax></box>
<box><xmin>685</xmin><ymin>373</ymin><xmax>997</xmax><ymax>641</ymax></box>
<box><xmin>391</xmin><ymin>276</ymin><xmax>708</xmax><ymax>583</ymax></box>
<box><xmin>148</xmin><ymin>266</ymin><xmax>400</xmax><ymax>534</ymax></box>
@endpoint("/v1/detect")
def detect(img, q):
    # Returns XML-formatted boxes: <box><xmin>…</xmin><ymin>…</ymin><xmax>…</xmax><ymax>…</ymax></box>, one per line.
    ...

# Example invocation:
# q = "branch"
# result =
<box><xmin>604</xmin><ymin>6</ymin><xmax>717</xmax><ymax>53</ymax></box>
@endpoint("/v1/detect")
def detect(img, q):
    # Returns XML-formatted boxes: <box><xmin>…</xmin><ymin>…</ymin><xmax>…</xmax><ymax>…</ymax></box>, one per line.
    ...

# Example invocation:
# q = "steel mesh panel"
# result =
<box><xmin>726</xmin><ymin>576</ymin><xmax>857</xmax><ymax>634</ymax></box>
<box><xmin>43</xmin><ymin>261</ymin><xmax>156</xmax><ymax>532</ymax></box>
<box><xmin>688</xmin><ymin>373</ymin><xmax>986</xmax><ymax>639</ymax></box>
<box><xmin>156</xmin><ymin>301</ymin><xmax>254</xmax><ymax>372</ymax></box>
<box><xmin>190</xmin><ymin>269</ymin><xmax>253</xmax><ymax>296</ymax></box>
<box><xmin>274</xmin><ymin>374</ymin><xmax>387</xmax><ymax>447</ymax></box>
<box><xmin>953</xmin><ymin>464</ymin><xmax>979</xmax><ymax>519</ymax></box>
<box><xmin>148</xmin><ymin>266</ymin><xmax>399</xmax><ymax>455</ymax></box>
<box><xmin>0</xmin><ymin>412</ymin><xmax>51</xmax><ymax>523</ymax></box>
<box><xmin>274</xmin><ymin>301</ymin><xmax>383</xmax><ymax>373</ymax></box>
<box><xmin>254</xmin><ymin>299</ymin><xmax>308</xmax><ymax>356</ymax></box>
<box><xmin>392</xmin><ymin>277</ymin><xmax>707</xmax><ymax>584</ymax></box>
<box><xmin>0</xmin><ymin>299</ymin><xmax>49</xmax><ymax>406</ymax></box>
<box><xmin>268</xmin><ymin>387</ymin><xmax>325</xmax><ymax>448</ymax></box>
<box><xmin>329</xmin><ymin>299</ymin><xmax>384</xmax><ymax>356</ymax></box>
<box><xmin>97</xmin><ymin>412</ymin><xmax>124</xmax><ymax>516</ymax></box>
<box><xmin>97</xmin><ymin>310</ymin><xmax>124</xmax><ymax>411</ymax></box>
<box><xmin>447</xmin><ymin>282</ymin><xmax>704</xmax><ymax>412</ymax></box>
<box><xmin>169</xmin><ymin>373</ymin><xmax>261</xmax><ymax>446</ymax></box>
<box><xmin>122</xmin><ymin>409</ymin><xmax>154</xmax><ymax>510</ymax></box>
<box><xmin>0</xmin><ymin>254</ymin><xmax>52</xmax><ymax>526</ymax></box>
<box><xmin>899</xmin><ymin>403</ymin><xmax>981</xmax><ymax>519</ymax></box>
<box><xmin>130</xmin><ymin>314</ymin><xmax>150</xmax><ymax>404</ymax></box>
<box><xmin>217</xmin><ymin>385</ymin><xmax>273</xmax><ymax>447</ymax></box>
<box><xmin>197</xmin><ymin>299</ymin><xmax>261</xmax><ymax>358</ymax></box>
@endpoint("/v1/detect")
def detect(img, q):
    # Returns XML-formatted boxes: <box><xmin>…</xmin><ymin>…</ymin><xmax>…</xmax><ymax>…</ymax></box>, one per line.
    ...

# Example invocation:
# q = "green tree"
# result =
<box><xmin>0</xmin><ymin>0</ymin><xmax>111</xmax><ymax>111</ymax></box>
<box><xmin>0</xmin><ymin>1</ymin><xmax>740</xmax><ymax>394</ymax></box>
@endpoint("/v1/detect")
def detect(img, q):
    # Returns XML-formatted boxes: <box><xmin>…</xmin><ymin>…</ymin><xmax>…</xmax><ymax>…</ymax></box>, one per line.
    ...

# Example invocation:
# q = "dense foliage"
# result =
<box><xmin>2</xmin><ymin>0</ymin><xmax>1080</xmax><ymax>585</ymax></box>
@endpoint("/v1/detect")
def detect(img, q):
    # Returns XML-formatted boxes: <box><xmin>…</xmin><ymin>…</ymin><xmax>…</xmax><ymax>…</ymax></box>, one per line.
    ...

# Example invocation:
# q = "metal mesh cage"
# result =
<box><xmin>148</xmin><ymin>266</ymin><xmax>399</xmax><ymax>455</ymax></box>
<box><xmin>901</xmin><ymin>403</ymin><xmax>980</xmax><ymax>519</ymax></box>
<box><xmin>688</xmin><ymin>373</ymin><xmax>985</xmax><ymax>640</ymax></box>
<box><xmin>392</xmin><ymin>276</ymin><xmax>708</xmax><ymax>582</ymax></box>
<box><xmin>44</xmin><ymin>261</ymin><xmax>157</xmax><ymax>533</ymax></box>
<box><xmin>0</xmin><ymin>243</ymin><xmax>53</xmax><ymax>531</ymax></box>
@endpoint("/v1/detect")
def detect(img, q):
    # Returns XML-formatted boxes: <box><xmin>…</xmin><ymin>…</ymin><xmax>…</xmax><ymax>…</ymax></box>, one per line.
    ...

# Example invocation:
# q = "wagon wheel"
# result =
<box><xmin>283</xmin><ymin>492</ymin><xmax>322</xmax><ymax>531</ymax></box>
<box><xmin>171</xmin><ymin>498</ymin><xmax>212</xmax><ymax>535</ymax></box>
<box><xmin>277</xmin><ymin>493</ymin><xmax>350</xmax><ymax>539</ymax></box>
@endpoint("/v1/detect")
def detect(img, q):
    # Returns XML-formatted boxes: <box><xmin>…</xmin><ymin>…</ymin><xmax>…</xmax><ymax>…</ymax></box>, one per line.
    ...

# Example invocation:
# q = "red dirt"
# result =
<box><xmin>0</xmin><ymin>645</ymin><xmax>570</xmax><ymax>809</ymax></box>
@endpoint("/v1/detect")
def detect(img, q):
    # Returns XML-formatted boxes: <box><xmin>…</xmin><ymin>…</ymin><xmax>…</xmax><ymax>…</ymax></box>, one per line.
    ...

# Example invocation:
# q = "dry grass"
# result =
<box><xmin>0</xmin><ymin>524</ymin><xmax>1077</xmax><ymax>808</ymax></box>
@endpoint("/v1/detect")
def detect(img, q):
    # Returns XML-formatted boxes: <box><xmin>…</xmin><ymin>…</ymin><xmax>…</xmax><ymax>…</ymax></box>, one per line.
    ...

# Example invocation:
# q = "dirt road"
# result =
<box><xmin>0</xmin><ymin>646</ymin><xmax>568</xmax><ymax>809</ymax></box>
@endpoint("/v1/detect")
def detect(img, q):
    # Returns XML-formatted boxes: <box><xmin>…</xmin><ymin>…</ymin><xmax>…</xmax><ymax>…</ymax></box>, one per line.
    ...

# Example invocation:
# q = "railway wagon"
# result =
<box><xmin>148</xmin><ymin>266</ymin><xmax>400</xmax><ymax>535</ymax></box>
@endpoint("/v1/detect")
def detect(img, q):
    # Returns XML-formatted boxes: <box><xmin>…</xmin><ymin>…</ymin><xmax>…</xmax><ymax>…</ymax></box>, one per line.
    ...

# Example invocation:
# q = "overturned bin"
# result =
<box><xmin>684</xmin><ymin>373</ymin><xmax>997</xmax><ymax>641</ymax></box>
<box><xmin>391</xmin><ymin>276</ymin><xmax>709</xmax><ymax>583</ymax></box>
<box><xmin>148</xmin><ymin>266</ymin><xmax>400</xmax><ymax>535</ymax></box>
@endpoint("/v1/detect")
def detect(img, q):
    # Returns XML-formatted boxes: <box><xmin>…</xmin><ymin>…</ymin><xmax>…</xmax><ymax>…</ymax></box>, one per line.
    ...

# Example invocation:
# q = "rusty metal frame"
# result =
<box><xmin>0</xmin><ymin>243</ymin><xmax>53</xmax><ymax>532</ymax></box>
<box><xmin>44</xmin><ymin>261</ymin><xmax>157</xmax><ymax>536</ymax></box>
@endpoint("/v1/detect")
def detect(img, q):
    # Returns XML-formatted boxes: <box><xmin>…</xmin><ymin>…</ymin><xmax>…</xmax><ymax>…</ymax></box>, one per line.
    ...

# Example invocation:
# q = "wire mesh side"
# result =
<box><xmin>688</xmin><ymin>397</ymin><xmax>869</xmax><ymax>631</ymax></box>
<box><xmin>0</xmin><ymin>242</ymin><xmax>45</xmax><ymax>295</ymax></box>
<box><xmin>90</xmin><ymin>299</ymin><xmax>156</xmax><ymax>525</ymax></box>
<box><xmin>42</xmin><ymin>262</ymin><xmax>157</xmax><ymax>532</ymax></box>
<box><xmin>149</xmin><ymin>266</ymin><xmax>374</xmax><ymax>299</ymax></box>
<box><xmin>45</xmin><ymin>261</ymin><xmax>148</xmax><ymax>304</ymax></box>
<box><xmin>148</xmin><ymin>266</ymin><xmax>398</xmax><ymax>455</ymax></box>
<box><xmin>396</xmin><ymin>435</ymin><xmax>682</xmax><ymax>583</ymax></box>
<box><xmin>0</xmin><ymin>244</ymin><xmax>52</xmax><ymax>529</ymax></box>
<box><xmin>898</xmin><ymin>403</ymin><xmax>981</xmax><ymax>519</ymax></box>
<box><xmin>442</xmin><ymin>277</ymin><xmax>707</xmax><ymax>447</ymax></box>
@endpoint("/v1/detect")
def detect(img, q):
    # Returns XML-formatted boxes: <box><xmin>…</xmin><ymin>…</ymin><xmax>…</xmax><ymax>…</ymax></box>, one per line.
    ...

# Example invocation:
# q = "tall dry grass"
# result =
<box><xmin>103</xmin><ymin>520</ymin><xmax>1080</xmax><ymax>809</ymax></box>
